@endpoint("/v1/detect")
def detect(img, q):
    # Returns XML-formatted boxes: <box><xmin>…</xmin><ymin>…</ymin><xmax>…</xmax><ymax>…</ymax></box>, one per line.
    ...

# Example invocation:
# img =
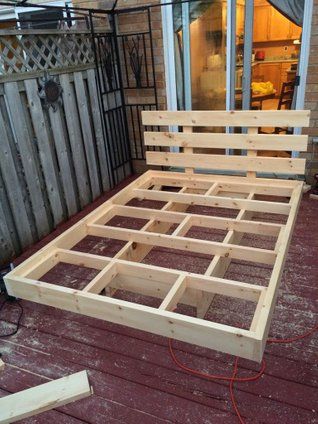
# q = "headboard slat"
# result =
<box><xmin>142</xmin><ymin>110</ymin><xmax>309</xmax><ymax>177</ymax></box>
<box><xmin>142</xmin><ymin>110</ymin><xmax>310</xmax><ymax>127</ymax></box>
<box><xmin>144</xmin><ymin>132</ymin><xmax>308</xmax><ymax>151</ymax></box>
<box><xmin>146</xmin><ymin>152</ymin><xmax>306</xmax><ymax>175</ymax></box>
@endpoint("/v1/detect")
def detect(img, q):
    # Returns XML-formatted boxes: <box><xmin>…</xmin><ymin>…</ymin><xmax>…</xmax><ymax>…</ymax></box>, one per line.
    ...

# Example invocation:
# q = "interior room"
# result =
<box><xmin>247</xmin><ymin>0</ymin><xmax>301</xmax><ymax>111</ymax></box>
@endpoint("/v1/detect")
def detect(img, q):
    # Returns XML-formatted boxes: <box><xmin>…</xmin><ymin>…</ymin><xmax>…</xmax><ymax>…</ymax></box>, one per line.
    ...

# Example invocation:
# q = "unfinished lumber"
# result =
<box><xmin>132</xmin><ymin>188</ymin><xmax>291</xmax><ymax>214</ymax></box>
<box><xmin>145</xmin><ymin>151</ymin><xmax>306</xmax><ymax>174</ymax></box>
<box><xmin>0</xmin><ymin>358</ymin><xmax>4</xmax><ymax>371</ymax></box>
<box><xmin>4</xmin><ymin>110</ymin><xmax>309</xmax><ymax>363</ymax></box>
<box><xmin>0</xmin><ymin>370</ymin><xmax>91</xmax><ymax>424</ymax></box>
<box><xmin>144</xmin><ymin>131</ymin><xmax>308</xmax><ymax>151</ymax></box>
<box><xmin>141</xmin><ymin>110</ymin><xmax>310</xmax><ymax>127</ymax></box>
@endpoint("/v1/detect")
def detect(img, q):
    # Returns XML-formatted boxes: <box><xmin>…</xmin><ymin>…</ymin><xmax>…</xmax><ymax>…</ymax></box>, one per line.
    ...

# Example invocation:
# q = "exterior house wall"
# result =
<box><xmin>98</xmin><ymin>0</ymin><xmax>318</xmax><ymax>183</ymax></box>
<box><xmin>303</xmin><ymin>0</ymin><xmax>318</xmax><ymax>184</ymax></box>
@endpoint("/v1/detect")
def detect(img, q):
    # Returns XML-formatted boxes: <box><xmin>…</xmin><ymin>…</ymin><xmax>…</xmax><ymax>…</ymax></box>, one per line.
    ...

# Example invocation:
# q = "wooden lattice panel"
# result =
<box><xmin>4</xmin><ymin>110</ymin><xmax>310</xmax><ymax>362</ymax></box>
<box><xmin>0</xmin><ymin>30</ymin><xmax>94</xmax><ymax>74</ymax></box>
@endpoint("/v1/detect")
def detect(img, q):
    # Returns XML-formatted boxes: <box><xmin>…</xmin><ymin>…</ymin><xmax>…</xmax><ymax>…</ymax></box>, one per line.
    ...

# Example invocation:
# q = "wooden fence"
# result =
<box><xmin>0</xmin><ymin>66</ymin><xmax>113</xmax><ymax>266</ymax></box>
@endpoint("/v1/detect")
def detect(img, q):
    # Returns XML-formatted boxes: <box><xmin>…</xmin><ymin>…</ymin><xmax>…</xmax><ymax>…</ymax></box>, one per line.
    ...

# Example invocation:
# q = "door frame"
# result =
<box><xmin>292</xmin><ymin>0</ymin><xmax>313</xmax><ymax>157</ymax></box>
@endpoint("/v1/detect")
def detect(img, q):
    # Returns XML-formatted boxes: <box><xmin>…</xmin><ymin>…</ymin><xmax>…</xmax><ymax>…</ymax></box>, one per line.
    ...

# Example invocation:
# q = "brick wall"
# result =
<box><xmin>304</xmin><ymin>0</ymin><xmax>318</xmax><ymax>184</ymax></box>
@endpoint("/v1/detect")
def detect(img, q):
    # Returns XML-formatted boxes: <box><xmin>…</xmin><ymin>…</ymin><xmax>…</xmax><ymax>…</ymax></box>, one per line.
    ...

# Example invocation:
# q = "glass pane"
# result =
<box><xmin>173</xmin><ymin>0</ymin><xmax>227</xmax><ymax>111</ymax></box>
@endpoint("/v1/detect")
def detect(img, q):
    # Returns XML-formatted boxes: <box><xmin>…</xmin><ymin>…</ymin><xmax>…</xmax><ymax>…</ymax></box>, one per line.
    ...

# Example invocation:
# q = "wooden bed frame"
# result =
<box><xmin>4</xmin><ymin>110</ymin><xmax>310</xmax><ymax>362</ymax></box>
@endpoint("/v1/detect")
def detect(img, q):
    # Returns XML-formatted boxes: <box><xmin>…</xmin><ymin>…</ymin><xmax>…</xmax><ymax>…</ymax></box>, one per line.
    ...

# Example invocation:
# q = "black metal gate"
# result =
<box><xmin>88</xmin><ymin>7</ymin><xmax>159</xmax><ymax>186</ymax></box>
<box><xmin>89</xmin><ymin>13</ymin><xmax>131</xmax><ymax>187</ymax></box>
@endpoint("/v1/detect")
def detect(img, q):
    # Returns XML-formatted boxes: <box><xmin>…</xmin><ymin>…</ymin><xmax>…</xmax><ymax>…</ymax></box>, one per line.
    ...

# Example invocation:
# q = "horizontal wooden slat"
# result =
<box><xmin>146</xmin><ymin>151</ymin><xmax>306</xmax><ymax>175</ymax></box>
<box><xmin>88</xmin><ymin>224</ymin><xmax>277</xmax><ymax>265</ymax></box>
<box><xmin>150</xmin><ymin>170</ymin><xmax>301</xmax><ymax>188</ymax></box>
<box><xmin>5</xmin><ymin>274</ymin><xmax>262</xmax><ymax>361</ymax></box>
<box><xmin>149</xmin><ymin>174</ymin><xmax>295</xmax><ymax>196</ymax></box>
<box><xmin>187</xmin><ymin>276</ymin><xmax>264</xmax><ymax>302</ymax></box>
<box><xmin>133</xmin><ymin>188</ymin><xmax>291</xmax><ymax>215</ymax></box>
<box><xmin>57</xmin><ymin>249</ymin><xmax>265</xmax><ymax>301</ymax></box>
<box><xmin>144</xmin><ymin>131</ymin><xmax>308</xmax><ymax>151</ymax></box>
<box><xmin>99</xmin><ymin>205</ymin><xmax>283</xmax><ymax>236</ymax></box>
<box><xmin>142</xmin><ymin>110</ymin><xmax>310</xmax><ymax>127</ymax></box>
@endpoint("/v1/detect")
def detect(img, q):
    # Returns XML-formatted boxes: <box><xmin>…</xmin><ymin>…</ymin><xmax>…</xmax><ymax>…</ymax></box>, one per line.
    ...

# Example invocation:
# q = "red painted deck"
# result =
<box><xmin>0</xmin><ymin>175</ymin><xmax>317</xmax><ymax>424</ymax></box>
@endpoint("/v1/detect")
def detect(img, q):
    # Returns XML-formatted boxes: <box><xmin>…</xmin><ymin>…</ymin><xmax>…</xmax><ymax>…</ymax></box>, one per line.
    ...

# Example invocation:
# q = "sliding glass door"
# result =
<box><xmin>172</xmin><ymin>0</ymin><xmax>228</xmax><ymax>111</ymax></box>
<box><xmin>162</xmin><ymin>0</ymin><xmax>311</xmax><ymax>118</ymax></box>
<box><xmin>172</xmin><ymin>0</ymin><xmax>227</xmax><ymax>111</ymax></box>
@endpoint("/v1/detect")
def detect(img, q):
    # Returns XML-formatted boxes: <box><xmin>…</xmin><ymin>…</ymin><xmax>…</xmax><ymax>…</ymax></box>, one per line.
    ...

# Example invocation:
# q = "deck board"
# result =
<box><xmin>0</xmin><ymin>176</ymin><xmax>317</xmax><ymax>423</ymax></box>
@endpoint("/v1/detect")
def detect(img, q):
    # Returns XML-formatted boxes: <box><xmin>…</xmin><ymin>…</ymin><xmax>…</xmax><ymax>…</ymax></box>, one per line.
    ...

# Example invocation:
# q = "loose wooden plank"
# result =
<box><xmin>74</xmin><ymin>71</ymin><xmax>101</xmax><ymax>200</ymax></box>
<box><xmin>146</xmin><ymin>151</ymin><xmax>306</xmax><ymax>175</ymax></box>
<box><xmin>0</xmin><ymin>358</ymin><xmax>4</xmax><ymax>371</ymax></box>
<box><xmin>24</xmin><ymin>79</ymin><xmax>65</xmax><ymax>226</ymax></box>
<box><xmin>59</xmin><ymin>73</ymin><xmax>91</xmax><ymax>208</ymax></box>
<box><xmin>4</xmin><ymin>82</ymin><xmax>50</xmax><ymax>238</ymax></box>
<box><xmin>133</xmin><ymin>188</ymin><xmax>291</xmax><ymax>215</ymax></box>
<box><xmin>0</xmin><ymin>107</ymin><xmax>33</xmax><ymax>247</ymax></box>
<box><xmin>142</xmin><ymin>110</ymin><xmax>310</xmax><ymax>127</ymax></box>
<box><xmin>87</xmin><ymin>68</ymin><xmax>110</xmax><ymax>192</ymax></box>
<box><xmin>144</xmin><ymin>131</ymin><xmax>308</xmax><ymax>151</ymax></box>
<box><xmin>0</xmin><ymin>370</ymin><xmax>91</xmax><ymax>423</ymax></box>
<box><xmin>49</xmin><ymin>106</ymin><xmax>78</xmax><ymax>217</ymax></box>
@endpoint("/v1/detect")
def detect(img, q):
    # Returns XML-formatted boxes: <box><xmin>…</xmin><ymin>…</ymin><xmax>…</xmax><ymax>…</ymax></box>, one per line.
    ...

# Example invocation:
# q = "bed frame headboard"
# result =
<box><xmin>141</xmin><ymin>110</ymin><xmax>310</xmax><ymax>178</ymax></box>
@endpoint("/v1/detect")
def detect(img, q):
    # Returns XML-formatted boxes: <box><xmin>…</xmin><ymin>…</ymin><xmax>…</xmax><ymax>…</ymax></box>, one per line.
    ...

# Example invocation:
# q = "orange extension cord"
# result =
<box><xmin>169</xmin><ymin>323</ymin><xmax>318</xmax><ymax>423</ymax></box>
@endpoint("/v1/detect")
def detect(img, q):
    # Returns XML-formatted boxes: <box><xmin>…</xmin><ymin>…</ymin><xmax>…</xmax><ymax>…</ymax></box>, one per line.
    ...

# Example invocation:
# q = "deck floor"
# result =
<box><xmin>0</xmin><ymin>175</ymin><xmax>317</xmax><ymax>424</ymax></box>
